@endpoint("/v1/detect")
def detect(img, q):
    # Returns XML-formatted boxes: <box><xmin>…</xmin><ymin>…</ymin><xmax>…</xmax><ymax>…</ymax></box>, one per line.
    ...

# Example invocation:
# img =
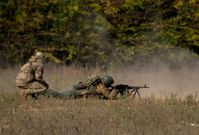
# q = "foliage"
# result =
<box><xmin>0</xmin><ymin>0</ymin><xmax>199</xmax><ymax>67</ymax></box>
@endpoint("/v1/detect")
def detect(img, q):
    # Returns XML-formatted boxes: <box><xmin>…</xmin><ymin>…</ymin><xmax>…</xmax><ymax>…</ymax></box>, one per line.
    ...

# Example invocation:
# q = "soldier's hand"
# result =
<box><xmin>44</xmin><ymin>83</ymin><xmax>49</xmax><ymax>89</ymax></box>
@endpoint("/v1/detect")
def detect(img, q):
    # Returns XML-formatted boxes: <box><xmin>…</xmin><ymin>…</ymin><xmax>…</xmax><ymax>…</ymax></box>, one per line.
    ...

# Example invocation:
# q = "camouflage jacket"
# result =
<box><xmin>16</xmin><ymin>56</ymin><xmax>47</xmax><ymax>87</ymax></box>
<box><xmin>73</xmin><ymin>75</ymin><xmax>110</xmax><ymax>99</ymax></box>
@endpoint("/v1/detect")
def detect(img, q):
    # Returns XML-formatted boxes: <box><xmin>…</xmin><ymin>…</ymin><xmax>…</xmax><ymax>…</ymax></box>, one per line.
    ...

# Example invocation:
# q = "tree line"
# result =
<box><xmin>0</xmin><ymin>0</ymin><xmax>198</xmax><ymax>68</ymax></box>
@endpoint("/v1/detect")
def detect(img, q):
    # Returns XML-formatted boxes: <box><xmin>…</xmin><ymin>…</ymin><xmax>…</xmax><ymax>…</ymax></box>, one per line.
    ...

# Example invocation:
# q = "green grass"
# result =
<box><xmin>1</xmin><ymin>66</ymin><xmax>199</xmax><ymax>135</ymax></box>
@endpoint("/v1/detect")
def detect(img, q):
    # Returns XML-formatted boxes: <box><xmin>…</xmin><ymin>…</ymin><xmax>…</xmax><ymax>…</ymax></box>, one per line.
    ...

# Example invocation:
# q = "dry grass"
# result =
<box><xmin>1</xmin><ymin>65</ymin><xmax>199</xmax><ymax>135</ymax></box>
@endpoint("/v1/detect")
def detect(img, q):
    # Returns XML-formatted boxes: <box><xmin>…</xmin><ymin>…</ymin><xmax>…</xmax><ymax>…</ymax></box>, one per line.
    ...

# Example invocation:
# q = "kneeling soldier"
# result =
<box><xmin>16</xmin><ymin>52</ymin><xmax>62</xmax><ymax>99</ymax></box>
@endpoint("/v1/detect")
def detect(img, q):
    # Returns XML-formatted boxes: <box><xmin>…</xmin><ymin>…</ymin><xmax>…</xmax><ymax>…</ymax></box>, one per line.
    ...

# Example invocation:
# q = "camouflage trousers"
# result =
<box><xmin>18</xmin><ymin>81</ymin><xmax>118</xmax><ymax>100</ymax></box>
<box><xmin>18</xmin><ymin>81</ymin><xmax>69</xmax><ymax>99</ymax></box>
<box><xmin>18</xmin><ymin>81</ymin><xmax>47</xmax><ymax>98</ymax></box>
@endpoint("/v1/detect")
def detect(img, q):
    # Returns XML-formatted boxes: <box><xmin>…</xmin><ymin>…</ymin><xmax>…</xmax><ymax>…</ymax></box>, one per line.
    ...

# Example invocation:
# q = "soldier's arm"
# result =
<box><xmin>96</xmin><ymin>83</ymin><xmax>117</xmax><ymax>99</ymax></box>
<box><xmin>96</xmin><ymin>83</ymin><xmax>109</xmax><ymax>98</ymax></box>
<box><xmin>35</xmin><ymin>63</ymin><xmax>49</xmax><ymax>88</ymax></box>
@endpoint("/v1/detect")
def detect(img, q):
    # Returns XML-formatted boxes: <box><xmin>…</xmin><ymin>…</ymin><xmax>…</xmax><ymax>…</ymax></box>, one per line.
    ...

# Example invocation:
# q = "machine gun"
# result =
<box><xmin>112</xmin><ymin>84</ymin><xmax>149</xmax><ymax>98</ymax></box>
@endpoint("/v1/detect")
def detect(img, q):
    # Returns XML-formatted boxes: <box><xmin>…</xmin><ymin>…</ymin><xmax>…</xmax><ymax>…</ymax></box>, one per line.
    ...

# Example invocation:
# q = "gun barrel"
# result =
<box><xmin>129</xmin><ymin>85</ymin><xmax>149</xmax><ymax>89</ymax></box>
<box><xmin>114</xmin><ymin>84</ymin><xmax>149</xmax><ymax>90</ymax></box>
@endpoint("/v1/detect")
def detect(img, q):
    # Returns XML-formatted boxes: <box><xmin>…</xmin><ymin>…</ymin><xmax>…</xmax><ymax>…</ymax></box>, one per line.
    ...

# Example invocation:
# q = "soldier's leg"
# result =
<box><xmin>19</xmin><ymin>82</ymin><xmax>47</xmax><ymax>99</ymax></box>
<box><xmin>42</xmin><ymin>89</ymin><xmax>80</xmax><ymax>99</ymax></box>
<box><xmin>19</xmin><ymin>83</ymin><xmax>60</xmax><ymax>99</ymax></box>
<box><xmin>20</xmin><ymin>89</ymin><xmax>38</xmax><ymax>100</ymax></box>
<box><xmin>44</xmin><ymin>89</ymin><xmax>64</xmax><ymax>98</ymax></box>
<box><xmin>61</xmin><ymin>89</ymin><xmax>82</xmax><ymax>99</ymax></box>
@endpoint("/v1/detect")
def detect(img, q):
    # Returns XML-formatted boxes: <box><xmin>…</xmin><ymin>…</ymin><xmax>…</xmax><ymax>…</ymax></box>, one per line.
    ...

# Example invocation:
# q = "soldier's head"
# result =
<box><xmin>35</xmin><ymin>52</ymin><xmax>44</xmax><ymax>58</ymax></box>
<box><xmin>102</xmin><ymin>75</ymin><xmax>114</xmax><ymax>87</ymax></box>
<box><xmin>35</xmin><ymin>52</ymin><xmax>45</xmax><ymax>61</ymax></box>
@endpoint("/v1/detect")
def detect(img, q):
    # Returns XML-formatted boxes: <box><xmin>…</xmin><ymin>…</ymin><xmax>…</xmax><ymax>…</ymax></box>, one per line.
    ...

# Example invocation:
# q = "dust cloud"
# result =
<box><xmin>108</xmin><ymin>49</ymin><xmax>199</xmax><ymax>98</ymax></box>
<box><xmin>110</xmin><ymin>66</ymin><xmax>199</xmax><ymax>98</ymax></box>
<box><xmin>1</xmin><ymin>48</ymin><xmax>199</xmax><ymax>99</ymax></box>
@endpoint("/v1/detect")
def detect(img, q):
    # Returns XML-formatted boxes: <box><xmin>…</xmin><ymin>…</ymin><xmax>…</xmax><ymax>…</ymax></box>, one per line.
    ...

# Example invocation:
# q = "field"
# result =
<box><xmin>1</xmin><ymin>65</ymin><xmax>199</xmax><ymax>135</ymax></box>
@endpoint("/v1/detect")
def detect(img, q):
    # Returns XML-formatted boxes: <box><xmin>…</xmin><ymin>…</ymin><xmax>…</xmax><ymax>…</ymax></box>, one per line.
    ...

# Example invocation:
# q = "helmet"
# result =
<box><xmin>102</xmin><ymin>75</ymin><xmax>114</xmax><ymax>87</ymax></box>
<box><xmin>35</xmin><ymin>52</ymin><xmax>45</xmax><ymax>59</ymax></box>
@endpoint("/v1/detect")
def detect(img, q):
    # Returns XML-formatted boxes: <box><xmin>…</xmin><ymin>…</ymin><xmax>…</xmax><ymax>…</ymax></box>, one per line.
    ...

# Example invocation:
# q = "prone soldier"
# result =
<box><xmin>64</xmin><ymin>75</ymin><xmax>149</xmax><ymax>99</ymax></box>
<box><xmin>70</xmin><ymin>75</ymin><xmax>118</xmax><ymax>99</ymax></box>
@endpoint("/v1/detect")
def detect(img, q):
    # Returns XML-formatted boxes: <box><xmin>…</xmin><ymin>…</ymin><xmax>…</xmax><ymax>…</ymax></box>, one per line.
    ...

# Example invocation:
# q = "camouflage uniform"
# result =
<box><xmin>16</xmin><ymin>52</ymin><xmax>49</xmax><ymax>98</ymax></box>
<box><xmin>64</xmin><ymin>75</ymin><xmax>142</xmax><ymax>99</ymax></box>
<box><xmin>71</xmin><ymin>75</ymin><xmax>118</xmax><ymax>99</ymax></box>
